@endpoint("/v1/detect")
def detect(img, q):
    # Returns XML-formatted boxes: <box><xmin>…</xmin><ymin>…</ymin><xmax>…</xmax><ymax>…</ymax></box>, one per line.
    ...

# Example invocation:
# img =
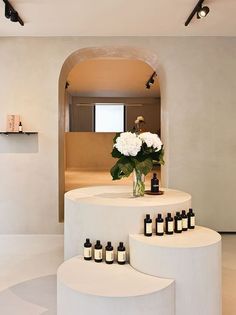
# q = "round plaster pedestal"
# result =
<box><xmin>57</xmin><ymin>256</ymin><xmax>175</xmax><ymax>315</ymax></box>
<box><xmin>129</xmin><ymin>226</ymin><xmax>222</xmax><ymax>315</ymax></box>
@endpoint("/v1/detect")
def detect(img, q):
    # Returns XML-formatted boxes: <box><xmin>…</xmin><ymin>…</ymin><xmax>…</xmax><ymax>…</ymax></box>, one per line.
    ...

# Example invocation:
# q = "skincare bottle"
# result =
<box><xmin>83</xmin><ymin>238</ymin><xmax>92</xmax><ymax>261</ymax></box>
<box><xmin>105</xmin><ymin>241</ymin><xmax>114</xmax><ymax>264</ymax></box>
<box><xmin>174</xmin><ymin>212</ymin><xmax>183</xmax><ymax>233</ymax></box>
<box><xmin>117</xmin><ymin>242</ymin><xmax>126</xmax><ymax>265</ymax></box>
<box><xmin>165</xmin><ymin>213</ymin><xmax>174</xmax><ymax>235</ymax></box>
<box><xmin>144</xmin><ymin>214</ymin><xmax>152</xmax><ymax>236</ymax></box>
<box><xmin>19</xmin><ymin>121</ymin><xmax>23</xmax><ymax>133</ymax></box>
<box><xmin>151</xmin><ymin>173</ymin><xmax>159</xmax><ymax>192</ymax></box>
<box><xmin>188</xmin><ymin>208</ymin><xmax>195</xmax><ymax>229</ymax></box>
<box><xmin>156</xmin><ymin>213</ymin><xmax>164</xmax><ymax>236</ymax></box>
<box><xmin>94</xmin><ymin>240</ymin><xmax>103</xmax><ymax>263</ymax></box>
<box><xmin>181</xmin><ymin>210</ymin><xmax>188</xmax><ymax>231</ymax></box>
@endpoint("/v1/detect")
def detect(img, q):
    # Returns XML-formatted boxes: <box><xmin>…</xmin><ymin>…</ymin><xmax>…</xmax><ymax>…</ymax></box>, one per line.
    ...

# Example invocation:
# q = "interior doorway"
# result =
<box><xmin>58</xmin><ymin>47</ymin><xmax>162</xmax><ymax>221</ymax></box>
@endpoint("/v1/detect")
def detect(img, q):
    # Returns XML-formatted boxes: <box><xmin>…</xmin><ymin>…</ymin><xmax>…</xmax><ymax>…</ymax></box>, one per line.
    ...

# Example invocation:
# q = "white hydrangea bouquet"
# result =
<box><xmin>110</xmin><ymin>132</ymin><xmax>164</xmax><ymax>197</ymax></box>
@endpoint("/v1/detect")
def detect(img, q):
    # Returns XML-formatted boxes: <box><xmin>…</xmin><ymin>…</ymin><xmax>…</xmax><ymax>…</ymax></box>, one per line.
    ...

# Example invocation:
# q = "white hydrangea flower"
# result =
<box><xmin>114</xmin><ymin>132</ymin><xmax>142</xmax><ymax>156</ymax></box>
<box><xmin>139</xmin><ymin>132</ymin><xmax>162</xmax><ymax>152</ymax></box>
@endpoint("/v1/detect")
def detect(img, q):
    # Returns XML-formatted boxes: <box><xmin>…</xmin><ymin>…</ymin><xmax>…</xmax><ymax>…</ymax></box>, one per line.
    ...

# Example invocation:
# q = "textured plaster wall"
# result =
<box><xmin>0</xmin><ymin>37</ymin><xmax>235</xmax><ymax>233</ymax></box>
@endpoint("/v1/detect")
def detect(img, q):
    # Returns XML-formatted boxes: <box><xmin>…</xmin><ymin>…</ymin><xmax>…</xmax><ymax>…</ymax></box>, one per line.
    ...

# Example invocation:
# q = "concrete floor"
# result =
<box><xmin>0</xmin><ymin>234</ymin><xmax>235</xmax><ymax>314</ymax></box>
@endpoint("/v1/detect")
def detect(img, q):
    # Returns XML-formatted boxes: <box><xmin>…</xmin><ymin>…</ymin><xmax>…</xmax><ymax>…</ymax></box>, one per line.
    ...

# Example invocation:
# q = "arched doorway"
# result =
<box><xmin>58</xmin><ymin>46</ymin><xmax>166</xmax><ymax>221</ymax></box>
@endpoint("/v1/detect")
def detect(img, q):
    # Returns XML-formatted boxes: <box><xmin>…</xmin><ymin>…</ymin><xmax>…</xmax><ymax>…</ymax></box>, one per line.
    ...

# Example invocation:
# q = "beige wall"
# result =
<box><xmin>0</xmin><ymin>37</ymin><xmax>236</xmax><ymax>233</ymax></box>
<box><xmin>66</xmin><ymin>132</ymin><xmax>115</xmax><ymax>170</ymax></box>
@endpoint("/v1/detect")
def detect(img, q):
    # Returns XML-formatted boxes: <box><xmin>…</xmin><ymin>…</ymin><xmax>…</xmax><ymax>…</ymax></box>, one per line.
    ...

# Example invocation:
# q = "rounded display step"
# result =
<box><xmin>57</xmin><ymin>256</ymin><xmax>175</xmax><ymax>315</ymax></box>
<box><xmin>64</xmin><ymin>185</ymin><xmax>191</xmax><ymax>259</ymax></box>
<box><xmin>129</xmin><ymin>226</ymin><xmax>222</xmax><ymax>315</ymax></box>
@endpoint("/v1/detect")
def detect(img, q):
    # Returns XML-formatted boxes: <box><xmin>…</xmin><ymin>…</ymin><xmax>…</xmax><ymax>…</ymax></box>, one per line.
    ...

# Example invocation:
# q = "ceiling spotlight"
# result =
<box><xmin>197</xmin><ymin>6</ymin><xmax>210</xmax><ymax>18</ymax></box>
<box><xmin>185</xmin><ymin>0</ymin><xmax>210</xmax><ymax>26</ymax></box>
<box><xmin>145</xmin><ymin>72</ymin><xmax>157</xmax><ymax>90</ymax></box>
<box><xmin>2</xmin><ymin>0</ymin><xmax>24</xmax><ymax>26</ymax></box>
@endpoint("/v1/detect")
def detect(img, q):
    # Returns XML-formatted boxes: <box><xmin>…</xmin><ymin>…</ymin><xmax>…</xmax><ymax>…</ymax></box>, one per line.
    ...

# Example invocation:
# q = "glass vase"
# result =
<box><xmin>133</xmin><ymin>169</ymin><xmax>145</xmax><ymax>197</ymax></box>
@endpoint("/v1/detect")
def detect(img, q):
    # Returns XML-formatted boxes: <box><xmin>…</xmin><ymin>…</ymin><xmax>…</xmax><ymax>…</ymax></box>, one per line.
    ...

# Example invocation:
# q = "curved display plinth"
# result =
<box><xmin>64</xmin><ymin>185</ymin><xmax>191</xmax><ymax>259</ymax></box>
<box><xmin>57</xmin><ymin>256</ymin><xmax>175</xmax><ymax>315</ymax></box>
<box><xmin>129</xmin><ymin>226</ymin><xmax>222</xmax><ymax>315</ymax></box>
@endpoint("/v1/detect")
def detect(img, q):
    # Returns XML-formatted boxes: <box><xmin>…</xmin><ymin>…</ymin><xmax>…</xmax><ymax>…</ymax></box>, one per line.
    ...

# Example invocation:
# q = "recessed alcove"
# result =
<box><xmin>59</xmin><ymin>47</ymin><xmax>166</xmax><ymax>221</ymax></box>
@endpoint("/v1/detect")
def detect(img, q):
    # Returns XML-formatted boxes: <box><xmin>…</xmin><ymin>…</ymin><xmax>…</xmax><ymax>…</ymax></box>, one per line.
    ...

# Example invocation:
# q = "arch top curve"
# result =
<box><xmin>59</xmin><ymin>46</ymin><xmax>160</xmax><ymax>82</ymax></box>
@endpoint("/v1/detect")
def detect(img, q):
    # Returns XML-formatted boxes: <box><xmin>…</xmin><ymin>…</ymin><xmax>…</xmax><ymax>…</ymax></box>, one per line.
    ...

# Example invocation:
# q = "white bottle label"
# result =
<box><xmin>168</xmin><ymin>221</ymin><xmax>174</xmax><ymax>232</ymax></box>
<box><xmin>146</xmin><ymin>222</ymin><xmax>152</xmax><ymax>234</ymax></box>
<box><xmin>84</xmin><ymin>247</ymin><xmax>92</xmax><ymax>258</ymax></box>
<box><xmin>177</xmin><ymin>220</ymin><xmax>182</xmax><ymax>231</ymax></box>
<box><xmin>157</xmin><ymin>222</ymin><xmax>164</xmax><ymax>233</ymax></box>
<box><xmin>191</xmin><ymin>216</ymin><xmax>195</xmax><ymax>227</ymax></box>
<box><xmin>118</xmin><ymin>251</ymin><xmax>126</xmax><ymax>262</ymax></box>
<box><xmin>94</xmin><ymin>249</ymin><xmax>102</xmax><ymax>260</ymax></box>
<box><xmin>106</xmin><ymin>250</ymin><xmax>114</xmax><ymax>262</ymax></box>
<box><xmin>182</xmin><ymin>218</ymin><xmax>188</xmax><ymax>229</ymax></box>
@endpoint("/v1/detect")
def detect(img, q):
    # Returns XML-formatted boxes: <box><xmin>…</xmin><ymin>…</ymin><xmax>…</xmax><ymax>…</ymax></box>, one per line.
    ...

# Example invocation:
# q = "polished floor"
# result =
<box><xmin>0</xmin><ymin>234</ymin><xmax>235</xmax><ymax>314</ymax></box>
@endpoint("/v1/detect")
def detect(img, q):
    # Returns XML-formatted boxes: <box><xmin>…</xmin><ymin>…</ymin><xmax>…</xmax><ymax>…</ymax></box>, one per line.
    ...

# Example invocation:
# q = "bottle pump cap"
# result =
<box><xmin>153</xmin><ymin>173</ymin><xmax>157</xmax><ymax>178</ymax></box>
<box><xmin>107</xmin><ymin>241</ymin><xmax>111</xmax><ymax>246</ymax></box>
<box><xmin>119</xmin><ymin>242</ymin><xmax>123</xmax><ymax>247</ymax></box>
<box><xmin>146</xmin><ymin>214</ymin><xmax>150</xmax><ymax>219</ymax></box>
<box><xmin>176</xmin><ymin>211</ymin><xmax>180</xmax><ymax>216</ymax></box>
<box><xmin>157</xmin><ymin>213</ymin><xmax>162</xmax><ymax>218</ymax></box>
<box><xmin>189</xmin><ymin>208</ymin><xmax>193</xmax><ymax>213</ymax></box>
<box><xmin>182</xmin><ymin>210</ymin><xmax>186</xmax><ymax>214</ymax></box>
<box><xmin>96</xmin><ymin>240</ymin><xmax>100</xmax><ymax>245</ymax></box>
<box><xmin>167</xmin><ymin>212</ymin><xmax>171</xmax><ymax>217</ymax></box>
<box><xmin>86</xmin><ymin>238</ymin><xmax>90</xmax><ymax>243</ymax></box>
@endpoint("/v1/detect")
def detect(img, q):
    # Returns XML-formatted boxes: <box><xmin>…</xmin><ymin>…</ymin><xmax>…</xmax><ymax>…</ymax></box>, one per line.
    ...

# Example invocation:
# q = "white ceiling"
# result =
<box><xmin>67</xmin><ymin>59</ymin><xmax>160</xmax><ymax>98</ymax></box>
<box><xmin>0</xmin><ymin>0</ymin><xmax>236</xmax><ymax>36</ymax></box>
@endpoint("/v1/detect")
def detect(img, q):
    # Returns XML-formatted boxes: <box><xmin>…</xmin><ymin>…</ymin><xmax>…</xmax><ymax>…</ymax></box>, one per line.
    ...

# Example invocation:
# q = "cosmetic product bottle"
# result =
<box><xmin>19</xmin><ymin>121</ymin><xmax>23</xmax><ymax>133</ymax></box>
<box><xmin>156</xmin><ymin>213</ymin><xmax>164</xmax><ymax>236</ymax></box>
<box><xmin>165</xmin><ymin>213</ymin><xmax>174</xmax><ymax>235</ymax></box>
<box><xmin>117</xmin><ymin>242</ymin><xmax>126</xmax><ymax>265</ymax></box>
<box><xmin>144</xmin><ymin>214</ymin><xmax>152</xmax><ymax>236</ymax></box>
<box><xmin>94</xmin><ymin>240</ymin><xmax>103</xmax><ymax>263</ymax></box>
<box><xmin>181</xmin><ymin>210</ymin><xmax>188</xmax><ymax>231</ymax></box>
<box><xmin>151</xmin><ymin>173</ymin><xmax>159</xmax><ymax>192</ymax></box>
<box><xmin>83</xmin><ymin>238</ymin><xmax>92</xmax><ymax>261</ymax></box>
<box><xmin>188</xmin><ymin>208</ymin><xmax>195</xmax><ymax>229</ymax></box>
<box><xmin>105</xmin><ymin>241</ymin><xmax>114</xmax><ymax>264</ymax></box>
<box><xmin>174</xmin><ymin>212</ymin><xmax>183</xmax><ymax>233</ymax></box>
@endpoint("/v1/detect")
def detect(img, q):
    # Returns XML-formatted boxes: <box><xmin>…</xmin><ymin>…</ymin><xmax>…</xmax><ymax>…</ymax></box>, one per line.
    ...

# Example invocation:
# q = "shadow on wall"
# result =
<box><xmin>0</xmin><ymin>134</ymin><xmax>39</xmax><ymax>153</ymax></box>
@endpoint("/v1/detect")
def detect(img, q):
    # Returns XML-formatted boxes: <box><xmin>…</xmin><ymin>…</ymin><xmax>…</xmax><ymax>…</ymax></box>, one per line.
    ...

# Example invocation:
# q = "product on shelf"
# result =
<box><xmin>19</xmin><ymin>121</ymin><xmax>23</xmax><ymax>133</ymax></box>
<box><xmin>165</xmin><ymin>213</ymin><xmax>174</xmax><ymax>235</ymax></box>
<box><xmin>105</xmin><ymin>241</ymin><xmax>114</xmax><ymax>264</ymax></box>
<box><xmin>151</xmin><ymin>173</ymin><xmax>159</xmax><ymax>192</ymax></box>
<box><xmin>83</xmin><ymin>238</ymin><xmax>92</xmax><ymax>261</ymax></box>
<box><xmin>117</xmin><ymin>242</ymin><xmax>126</xmax><ymax>265</ymax></box>
<box><xmin>94</xmin><ymin>240</ymin><xmax>103</xmax><ymax>263</ymax></box>
<box><xmin>181</xmin><ymin>210</ymin><xmax>188</xmax><ymax>231</ymax></box>
<box><xmin>144</xmin><ymin>214</ymin><xmax>153</xmax><ymax>237</ymax></box>
<box><xmin>174</xmin><ymin>212</ymin><xmax>183</xmax><ymax>233</ymax></box>
<box><xmin>156</xmin><ymin>213</ymin><xmax>164</xmax><ymax>236</ymax></box>
<box><xmin>188</xmin><ymin>208</ymin><xmax>195</xmax><ymax>229</ymax></box>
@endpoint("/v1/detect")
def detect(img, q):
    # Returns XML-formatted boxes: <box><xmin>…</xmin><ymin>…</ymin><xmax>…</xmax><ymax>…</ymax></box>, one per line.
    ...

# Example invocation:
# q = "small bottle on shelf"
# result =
<box><xmin>151</xmin><ymin>173</ymin><xmax>159</xmax><ymax>193</ymax></box>
<box><xmin>174</xmin><ymin>212</ymin><xmax>183</xmax><ymax>233</ymax></box>
<box><xmin>105</xmin><ymin>241</ymin><xmax>114</xmax><ymax>264</ymax></box>
<box><xmin>144</xmin><ymin>214</ymin><xmax>152</xmax><ymax>237</ymax></box>
<box><xmin>156</xmin><ymin>213</ymin><xmax>164</xmax><ymax>236</ymax></box>
<box><xmin>94</xmin><ymin>240</ymin><xmax>103</xmax><ymax>263</ymax></box>
<box><xmin>83</xmin><ymin>238</ymin><xmax>92</xmax><ymax>261</ymax></box>
<box><xmin>18</xmin><ymin>121</ymin><xmax>23</xmax><ymax>133</ymax></box>
<box><xmin>181</xmin><ymin>210</ymin><xmax>188</xmax><ymax>231</ymax></box>
<box><xmin>165</xmin><ymin>213</ymin><xmax>174</xmax><ymax>235</ymax></box>
<box><xmin>117</xmin><ymin>242</ymin><xmax>126</xmax><ymax>265</ymax></box>
<box><xmin>188</xmin><ymin>208</ymin><xmax>195</xmax><ymax>229</ymax></box>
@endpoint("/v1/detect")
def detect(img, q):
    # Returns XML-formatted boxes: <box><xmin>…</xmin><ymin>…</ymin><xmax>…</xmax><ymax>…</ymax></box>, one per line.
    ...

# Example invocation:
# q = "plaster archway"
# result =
<box><xmin>58</xmin><ymin>46</ymin><xmax>167</xmax><ymax>221</ymax></box>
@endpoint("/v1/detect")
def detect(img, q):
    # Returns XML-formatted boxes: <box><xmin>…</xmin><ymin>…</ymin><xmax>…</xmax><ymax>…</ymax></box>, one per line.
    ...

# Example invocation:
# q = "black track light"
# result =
<box><xmin>185</xmin><ymin>0</ymin><xmax>210</xmax><ymax>26</ymax></box>
<box><xmin>2</xmin><ymin>0</ymin><xmax>24</xmax><ymax>26</ymax></box>
<box><xmin>145</xmin><ymin>72</ymin><xmax>157</xmax><ymax>90</ymax></box>
<box><xmin>197</xmin><ymin>6</ymin><xmax>210</xmax><ymax>19</ymax></box>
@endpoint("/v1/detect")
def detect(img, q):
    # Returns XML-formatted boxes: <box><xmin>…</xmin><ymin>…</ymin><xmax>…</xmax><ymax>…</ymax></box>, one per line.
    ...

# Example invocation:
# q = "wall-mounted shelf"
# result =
<box><xmin>0</xmin><ymin>132</ymin><xmax>38</xmax><ymax>135</ymax></box>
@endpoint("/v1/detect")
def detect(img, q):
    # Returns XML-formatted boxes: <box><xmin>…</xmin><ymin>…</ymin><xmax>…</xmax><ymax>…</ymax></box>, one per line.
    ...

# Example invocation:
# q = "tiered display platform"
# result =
<box><xmin>64</xmin><ymin>185</ymin><xmax>191</xmax><ymax>259</ymax></box>
<box><xmin>59</xmin><ymin>186</ymin><xmax>222</xmax><ymax>315</ymax></box>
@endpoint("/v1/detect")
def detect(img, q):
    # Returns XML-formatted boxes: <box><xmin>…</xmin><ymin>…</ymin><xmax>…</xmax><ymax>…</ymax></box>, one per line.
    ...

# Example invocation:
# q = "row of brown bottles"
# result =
<box><xmin>144</xmin><ymin>209</ymin><xmax>195</xmax><ymax>236</ymax></box>
<box><xmin>84</xmin><ymin>239</ymin><xmax>126</xmax><ymax>264</ymax></box>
